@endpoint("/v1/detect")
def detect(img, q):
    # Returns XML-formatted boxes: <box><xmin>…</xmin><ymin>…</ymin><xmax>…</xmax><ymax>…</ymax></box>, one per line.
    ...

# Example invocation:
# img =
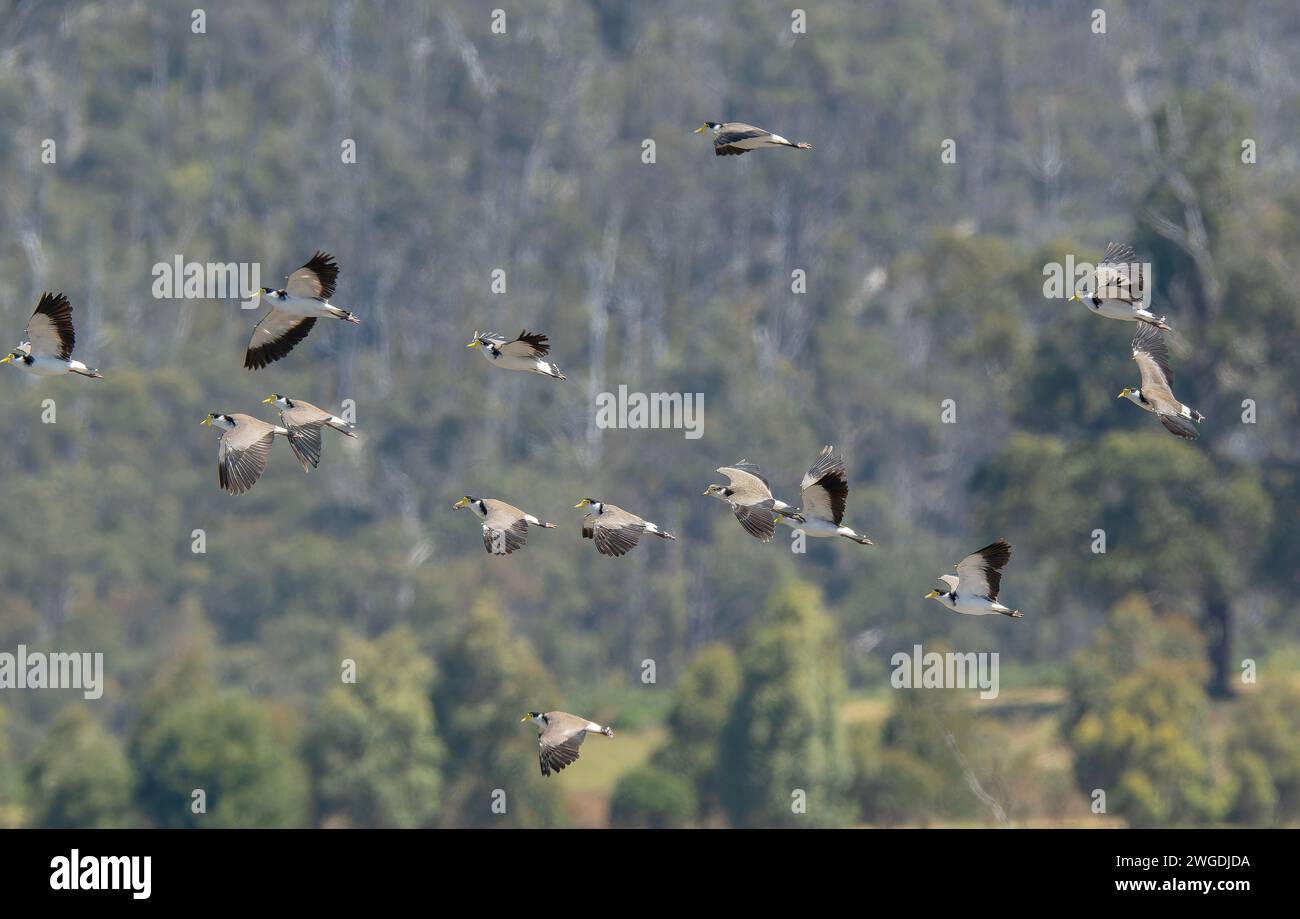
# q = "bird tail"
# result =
<box><xmin>70</xmin><ymin>366</ymin><xmax>103</xmax><ymax>379</ymax></box>
<box><xmin>601</xmin><ymin>726</ymin><xmax>616</xmax><ymax>738</ymax></box>
<box><xmin>536</xmin><ymin>521</ymin><xmax>557</xmax><ymax>529</ymax></box>
<box><xmin>546</xmin><ymin>362</ymin><xmax>567</xmax><ymax>381</ymax></box>
<box><xmin>1002</xmin><ymin>609</ymin><xmax>1024</xmax><ymax>619</ymax></box>
<box><xmin>853</xmin><ymin>535</ymin><xmax>874</xmax><ymax>546</ymax></box>
<box><xmin>1139</xmin><ymin>312</ymin><xmax>1171</xmax><ymax>331</ymax></box>
<box><xmin>1191</xmin><ymin>408</ymin><xmax>1206</xmax><ymax>423</ymax></box>
<box><xmin>654</xmin><ymin>529</ymin><xmax>677</xmax><ymax>541</ymax></box>
<box><xmin>328</xmin><ymin>305</ymin><xmax>361</xmax><ymax>324</ymax></box>
<box><xmin>793</xmin><ymin>141</ymin><xmax>812</xmax><ymax>150</ymax></box>
<box><xmin>328</xmin><ymin>419</ymin><xmax>358</xmax><ymax>437</ymax></box>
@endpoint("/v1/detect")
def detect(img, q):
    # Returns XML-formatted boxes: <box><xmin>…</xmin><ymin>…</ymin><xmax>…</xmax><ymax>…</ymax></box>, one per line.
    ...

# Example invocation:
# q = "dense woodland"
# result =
<box><xmin>1</xmin><ymin>0</ymin><xmax>1298</xmax><ymax>828</ymax></box>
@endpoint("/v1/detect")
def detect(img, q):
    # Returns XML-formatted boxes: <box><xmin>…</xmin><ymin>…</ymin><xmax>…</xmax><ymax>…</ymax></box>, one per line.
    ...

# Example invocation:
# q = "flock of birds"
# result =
<box><xmin>0</xmin><ymin>120</ymin><xmax>1205</xmax><ymax>778</ymax></box>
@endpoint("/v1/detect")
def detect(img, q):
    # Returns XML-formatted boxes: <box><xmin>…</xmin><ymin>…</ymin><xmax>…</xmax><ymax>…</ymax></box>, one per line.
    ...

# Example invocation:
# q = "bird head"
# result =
<box><xmin>0</xmin><ymin>352</ymin><xmax>15</xmax><ymax>365</ymax></box>
<box><xmin>1068</xmin><ymin>292</ymin><xmax>1081</xmax><ymax>302</ymax></box>
<box><xmin>262</xmin><ymin>394</ymin><xmax>292</xmax><ymax>408</ymax></box>
<box><xmin>924</xmin><ymin>589</ymin><xmax>944</xmax><ymax>601</ymax></box>
<box><xmin>702</xmin><ymin>483</ymin><xmax>728</xmax><ymax>498</ymax></box>
<box><xmin>201</xmin><ymin>413</ymin><xmax>233</xmax><ymax>430</ymax></box>
<box><xmin>452</xmin><ymin>496</ymin><xmax>473</xmax><ymax>510</ymax></box>
<box><xmin>574</xmin><ymin>498</ymin><xmax>601</xmax><ymax>513</ymax></box>
<box><xmin>521</xmin><ymin>711</ymin><xmax>544</xmax><ymax>724</ymax></box>
<box><xmin>695</xmin><ymin>122</ymin><xmax>721</xmax><ymax>135</ymax></box>
<box><xmin>1118</xmin><ymin>387</ymin><xmax>1141</xmax><ymax>404</ymax></box>
<box><xmin>466</xmin><ymin>331</ymin><xmax>487</xmax><ymax>349</ymax></box>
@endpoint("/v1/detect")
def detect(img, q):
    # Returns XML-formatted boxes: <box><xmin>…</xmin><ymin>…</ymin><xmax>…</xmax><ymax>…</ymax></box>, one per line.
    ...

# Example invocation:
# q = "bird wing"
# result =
<box><xmin>498</xmin><ymin>329</ymin><xmax>550</xmax><ymax>359</ymax></box>
<box><xmin>1095</xmin><ymin>242</ymin><xmax>1142</xmax><ymax>300</ymax></box>
<box><xmin>732</xmin><ymin>504</ymin><xmax>777</xmax><ymax>542</ymax></box>
<box><xmin>715</xmin><ymin>124</ymin><xmax>767</xmax><ymax>146</ymax></box>
<box><xmin>954</xmin><ymin>540</ymin><xmax>1013</xmax><ymax>601</ymax></box>
<box><xmin>245</xmin><ymin>310</ymin><xmax>317</xmax><ymax>370</ymax></box>
<box><xmin>1131</xmin><ymin>324</ymin><xmax>1179</xmax><ymax>408</ymax></box>
<box><xmin>284</xmin><ymin>250</ymin><xmax>338</xmax><ymax>301</ymax></box>
<box><xmin>1158</xmin><ymin>413</ymin><xmax>1199</xmax><ymax>441</ymax></box>
<box><xmin>799</xmin><ymin>446</ymin><xmax>848</xmax><ymax>525</ymax></box>
<box><xmin>591</xmin><ymin>505</ymin><xmax>646</xmax><ymax>557</ymax></box>
<box><xmin>538</xmin><ymin>721</ymin><xmax>588</xmax><ymax>777</ymax></box>
<box><xmin>938</xmin><ymin>574</ymin><xmax>960</xmax><ymax>592</ymax></box>
<box><xmin>25</xmin><ymin>292</ymin><xmax>76</xmax><ymax>360</ymax></box>
<box><xmin>218</xmin><ymin>417</ymin><xmax>277</xmax><ymax>495</ymax></box>
<box><xmin>717</xmin><ymin>464</ymin><xmax>773</xmax><ymax>503</ymax></box>
<box><xmin>482</xmin><ymin>500</ymin><xmax>529</xmax><ymax>555</ymax></box>
<box><xmin>279</xmin><ymin>405</ymin><xmax>327</xmax><ymax>472</ymax></box>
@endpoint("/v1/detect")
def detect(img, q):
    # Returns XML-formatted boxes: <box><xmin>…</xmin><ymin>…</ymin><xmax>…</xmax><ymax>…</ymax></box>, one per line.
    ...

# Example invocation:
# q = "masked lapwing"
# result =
<box><xmin>452</xmin><ymin>496</ymin><xmax>556</xmax><ymax>555</ymax></box>
<box><xmin>695</xmin><ymin>121</ymin><xmax>812</xmax><ymax>157</ymax></box>
<box><xmin>1119</xmin><ymin>324</ymin><xmax>1205</xmax><ymax>440</ymax></box>
<box><xmin>245</xmin><ymin>251</ymin><xmax>360</xmax><ymax>370</ymax></box>
<box><xmin>261</xmin><ymin>394</ymin><xmax>356</xmax><ymax>472</ymax></box>
<box><xmin>925</xmin><ymin>539</ymin><xmax>1022</xmax><ymax>618</ymax></box>
<box><xmin>200</xmin><ymin>413</ymin><xmax>295</xmax><ymax>495</ymax></box>
<box><xmin>466</xmin><ymin>329</ymin><xmax>566</xmax><ymax>380</ymax></box>
<box><xmin>1</xmin><ymin>292</ymin><xmax>102</xmax><ymax>379</ymax></box>
<box><xmin>1069</xmin><ymin>242</ymin><xmax>1170</xmax><ymax>330</ymax></box>
<box><xmin>775</xmin><ymin>446</ymin><xmax>873</xmax><ymax>545</ymax></box>
<box><xmin>704</xmin><ymin>461</ymin><xmax>804</xmax><ymax>542</ymax></box>
<box><xmin>522</xmin><ymin>711</ymin><xmax>614</xmax><ymax>778</ymax></box>
<box><xmin>575</xmin><ymin>498</ymin><xmax>675</xmax><ymax>557</ymax></box>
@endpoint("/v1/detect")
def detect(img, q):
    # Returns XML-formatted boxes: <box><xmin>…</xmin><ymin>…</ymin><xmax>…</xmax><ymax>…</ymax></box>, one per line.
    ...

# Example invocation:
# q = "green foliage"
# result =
<box><xmin>609</xmin><ymin>766</ymin><xmax>697</xmax><ymax>828</ymax></box>
<box><xmin>26</xmin><ymin>707</ymin><xmax>134</xmax><ymax>828</ymax></box>
<box><xmin>131</xmin><ymin>655</ymin><xmax>308</xmax><ymax>828</ymax></box>
<box><xmin>304</xmin><ymin>627</ymin><xmax>443</xmax><ymax>828</ymax></box>
<box><xmin>1065</xmin><ymin>598</ymin><xmax>1227</xmax><ymax>826</ymax></box>
<box><xmin>718</xmin><ymin>580</ymin><xmax>851</xmax><ymax>827</ymax></box>
<box><xmin>1224</xmin><ymin>681</ymin><xmax>1300</xmax><ymax>825</ymax></box>
<box><xmin>651</xmin><ymin>642</ymin><xmax>740</xmax><ymax>816</ymax></box>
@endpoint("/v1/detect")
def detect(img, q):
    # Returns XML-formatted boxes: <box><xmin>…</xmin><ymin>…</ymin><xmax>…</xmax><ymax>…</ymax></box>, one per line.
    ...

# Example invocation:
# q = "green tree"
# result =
<box><xmin>304</xmin><ymin>626</ymin><xmax>443</xmax><ymax>828</ymax></box>
<box><xmin>718</xmin><ymin>580</ymin><xmax>851</xmax><ymax>827</ymax></box>
<box><xmin>432</xmin><ymin>594</ymin><xmax>565</xmax><ymax>827</ymax></box>
<box><xmin>609</xmin><ymin>766</ymin><xmax>696</xmax><ymax>828</ymax></box>
<box><xmin>131</xmin><ymin>654</ymin><xmax>308</xmax><ymax>828</ymax></box>
<box><xmin>651</xmin><ymin>642</ymin><xmax>740</xmax><ymax>818</ymax></box>
<box><xmin>27</xmin><ymin>707</ymin><xmax>135</xmax><ymax>828</ymax></box>
<box><xmin>1224</xmin><ymin>680</ymin><xmax>1300</xmax><ymax>825</ymax></box>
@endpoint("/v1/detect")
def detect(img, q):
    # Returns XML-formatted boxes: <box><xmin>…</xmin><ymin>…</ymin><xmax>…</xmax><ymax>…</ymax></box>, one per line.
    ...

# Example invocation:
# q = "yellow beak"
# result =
<box><xmin>1117</xmin><ymin>388</ymin><xmax>1130</xmax><ymax>398</ymax></box>
<box><xmin>520</xmin><ymin>714</ymin><xmax>530</xmax><ymax>722</ymax></box>
<box><xmin>453</xmin><ymin>497</ymin><xmax>470</xmax><ymax>509</ymax></box>
<box><xmin>466</xmin><ymin>340</ymin><xmax>480</xmax><ymax>348</ymax></box>
<box><xmin>200</xmin><ymin>416</ymin><xmax>212</xmax><ymax>426</ymax></box>
<box><xmin>925</xmin><ymin>590</ymin><xmax>940</xmax><ymax>599</ymax></box>
<box><xmin>261</xmin><ymin>396</ymin><xmax>276</xmax><ymax>403</ymax></box>
<box><xmin>1068</xmin><ymin>293</ymin><xmax>1080</xmax><ymax>302</ymax></box>
<box><xmin>694</xmin><ymin>125</ymin><xmax>707</xmax><ymax>134</ymax></box>
<box><xmin>0</xmin><ymin>355</ymin><xmax>11</xmax><ymax>365</ymax></box>
<box><xmin>701</xmin><ymin>489</ymin><xmax>712</xmax><ymax>496</ymax></box>
<box><xmin>574</xmin><ymin>500</ymin><xmax>589</xmax><ymax>508</ymax></box>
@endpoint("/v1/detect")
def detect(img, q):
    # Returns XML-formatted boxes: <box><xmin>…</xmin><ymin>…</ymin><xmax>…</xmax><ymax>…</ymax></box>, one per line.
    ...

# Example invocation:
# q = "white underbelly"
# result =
<box><xmin>793</xmin><ymin>518</ymin><xmax>842</xmax><ymax>537</ymax></box>
<box><xmin>22</xmin><ymin>357</ymin><xmax>71</xmax><ymax>376</ymax></box>
<box><xmin>275</xmin><ymin>295</ymin><xmax>336</xmax><ymax>317</ymax></box>
<box><xmin>1090</xmin><ymin>301</ymin><xmax>1140</xmax><ymax>321</ymax></box>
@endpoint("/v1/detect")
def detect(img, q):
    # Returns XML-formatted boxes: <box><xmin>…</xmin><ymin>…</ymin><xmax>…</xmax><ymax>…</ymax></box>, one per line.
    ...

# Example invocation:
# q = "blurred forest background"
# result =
<box><xmin>1</xmin><ymin>0</ymin><xmax>1298</xmax><ymax>829</ymax></box>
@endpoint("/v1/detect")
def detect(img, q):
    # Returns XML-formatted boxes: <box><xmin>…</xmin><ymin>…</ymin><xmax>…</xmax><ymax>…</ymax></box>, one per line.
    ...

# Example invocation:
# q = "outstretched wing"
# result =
<box><xmin>285</xmin><ymin>250</ymin><xmax>338</xmax><ymax>301</ymax></box>
<box><xmin>799</xmin><ymin>446</ymin><xmax>848</xmax><ymax>525</ymax></box>
<box><xmin>25</xmin><ymin>292</ymin><xmax>76</xmax><ymax>360</ymax></box>
<box><xmin>246</xmin><ymin>310</ymin><xmax>317</xmax><ymax>370</ymax></box>
<box><xmin>592</xmin><ymin>515</ymin><xmax>645</xmax><ymax>557</ymax></box>
<box><xmin>218</xmin><ymin>423</ymin><xmax>276</xmax><ymax>496</ymax></box>
<box><xmin>732</xmin><ymin>504</ymin><xmax>777</xmax><ymax>542</ymax></box>
<box><xmin>954</xmin><ymin>540</ymin><xmax>1013</xmax><ymax>601</ymax></box>
<box><xmin>1158</xmin><ymin>413</ymin><xmax>1199</xmax><ymax>441</ymax></box>
<box><xmin>499</xmin><ymin>329</ymin><xmax>551</xmax><ymax>359</ymax></box>
<box><xmin>1131</xmin><ymin>324</ymin><xmax>1179</xmax><ymax>409</ymax></box>
<box><xmin>538</xmin><ymin>730</ymin><xmax>586</xmax><ymax>777</ymax></box>
<box><xmin>718</xmin><ymin>463</ymin><xmax>773</xmax><ymax>503</ymax></box>
<box><xmin>1095</xmin><ymin>242</ymin><xmax>1143</xmax><ymax>301</ymax></box>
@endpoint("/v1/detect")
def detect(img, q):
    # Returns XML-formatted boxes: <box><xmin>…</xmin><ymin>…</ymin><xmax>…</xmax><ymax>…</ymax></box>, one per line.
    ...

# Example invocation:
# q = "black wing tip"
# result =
<box><xmin>1102</xmin><ymin>241</ymin><xmax>1138</xmax><ymax>263</ymax></box>
<box><xmin>35</xmin><ymin>291</ymin><xmax>72</xmax><ymax>313</ymax></box>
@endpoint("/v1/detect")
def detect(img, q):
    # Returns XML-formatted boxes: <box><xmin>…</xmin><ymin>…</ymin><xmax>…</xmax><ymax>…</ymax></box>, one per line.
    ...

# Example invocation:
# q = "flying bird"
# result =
<box><xmin>262</xmin><ymin>394</ymin><xmax>356</xmax><ymax>471</ymax></box>
<box><xmin>245</xmin><ymin>251</ymin><xmax>360</xmax><ymax>370</ymax></box>
<box><xmin>1069</xmin><ymin>242</ymin><xmax>1170</xmax><ymax>330</ymax></box>
<box><xmin>775</xmin><ymin>446</ymin><xmax>874</xmax><ymax>545</ymax></box>
<box><xmin>452</xmin><ymin>496</ymin><xmax>556</xmax><ymax>555</ymax></box>
<box><xmin>1119</xmin><ymin>324</ymin><xmax>1205</xmax><ymax>440</ymax></box>
<box><xmin>695</xmin><ymin>121</ymin><xmax>812</xmax><ymax>157</ymax></box>
<box><xmin>200</xmin><ymin>413</ymin><xmax>296</xmax><ymax>495</ymax></box>
<box><xmin>522</xmin><ymin>711</ymin><xmax>615</xmax><ymax>777</ymax></box>
<box><xmin>1</xmin><ymin>292</ymin><xmax>102</xmax><ymax>379</ymax></box>
<box><xmin>925</xmin><ymin>539</ymin><xmax>1022</xmax><ymax>618</ymax></box>
<box><xmin>466</xmin><ymin>329</ymin><xmax>566</xmax><ymax>380</ymax></box>
<box><xmin>704</xmin><ymin>461</ymin><xmax>803</xmax><ymax>542</ymax></box>
<box><xmin>575</xmin><ymin>498</ymin><xmax>675</xmax><ymax>557</ymax></box>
